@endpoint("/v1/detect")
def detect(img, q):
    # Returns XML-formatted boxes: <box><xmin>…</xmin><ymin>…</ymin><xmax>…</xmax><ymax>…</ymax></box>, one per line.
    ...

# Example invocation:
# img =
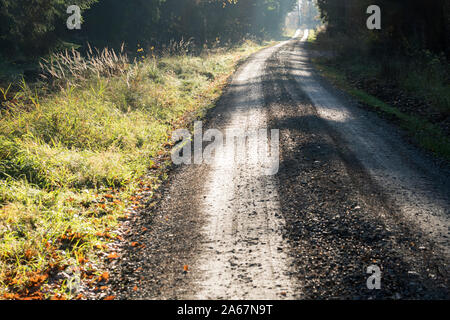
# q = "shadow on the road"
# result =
<box><xmin>262</xmin><ymin>49</ymin><xmax>449</xmax><ymax>299</ymax></box>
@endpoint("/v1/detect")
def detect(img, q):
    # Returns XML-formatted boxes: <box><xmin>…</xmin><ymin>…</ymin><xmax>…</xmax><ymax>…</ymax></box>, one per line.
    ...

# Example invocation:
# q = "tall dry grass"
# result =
<box><xmin>39</xmin><ymin>44</ymin><xmax>129</xmax><ymax>88</ymax></box>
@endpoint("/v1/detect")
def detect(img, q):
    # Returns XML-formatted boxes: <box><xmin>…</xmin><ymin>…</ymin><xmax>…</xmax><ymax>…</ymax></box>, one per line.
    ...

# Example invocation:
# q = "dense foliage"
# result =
<box><xmin>0</xmin><ymin>0</ymin><xmax>296</xmax><ymax>58</ymax></box>
<box><xmin>316</xmin><ymin>0</ymin><xmax>450</xmax><ymax>57</ymax></box>
<box><xmin>0</xmin><ymin>0</ymin><xmax>98</xmax><ymax>57</ymax></box>
<box><xmin>313</xmin><ymin>0</ymin><xmax>449</xmax><ymax>156</ymax></box>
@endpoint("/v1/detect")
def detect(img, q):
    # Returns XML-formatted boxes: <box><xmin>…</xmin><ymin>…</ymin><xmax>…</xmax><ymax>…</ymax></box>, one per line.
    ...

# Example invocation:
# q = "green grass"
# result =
<box><xmin>307</xmin><ymin>29</ymin><xmax>317</xmax><ymax>43</ymax></box>
<box><xmin>313</xmin><ymin>62</ymin><xmax>450</xmax><ymax>160</ymax></box>
<box><xmin>309</xmin><ymin>29</ymin><xmax>450</xmax><ymax>116</ymax></box>
<box><xmin>0</xmin><ymin>39</ymin><xmax>268</xmax><ymax>299</ymax></box>
<box><xmin>401</xmin><ymin>66</ymin><xmax>450</xmax><ymax>115</ymax></box>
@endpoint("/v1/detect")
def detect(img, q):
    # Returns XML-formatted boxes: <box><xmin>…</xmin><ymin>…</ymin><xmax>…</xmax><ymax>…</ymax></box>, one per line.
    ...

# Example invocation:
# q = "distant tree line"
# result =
<box><xmin>0</xmin><ymin>0</ymin><xmax>296</xmax><ymax>59</ymax></box>
<box><xmin>315</xmin><ymin>0</ymin><xmax>450</xmax><ymax>57</ymax></box>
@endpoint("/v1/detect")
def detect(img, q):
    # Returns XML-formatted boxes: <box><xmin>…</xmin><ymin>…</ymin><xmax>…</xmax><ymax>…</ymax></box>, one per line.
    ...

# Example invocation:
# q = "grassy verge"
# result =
<box><xmin>0</xmin><ymin>40</ymin><xmax>269</xmax><ymax>299</ymax></box>
<box><xmin>312</xmin><ymin>61</ymin><xmax>450</xmax><ymax>160</ymax></box>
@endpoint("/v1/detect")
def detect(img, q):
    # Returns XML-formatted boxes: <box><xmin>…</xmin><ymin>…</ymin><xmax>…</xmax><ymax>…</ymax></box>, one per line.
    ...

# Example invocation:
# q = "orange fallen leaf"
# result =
<box><xmin>183</xmin><ymin>265</ymin><xmax>189</xmax><ymax>272</ymax></box>
<box><xmin>131</xmin><ymin>242</ymin><xmax>139</xmax><ymax>247</ymax></box>
<box><xmin>78</xmin><ymin>256</ymin><xmax>88</xmax><ymax>264</ymax></box>
<box><xmin>3</xmin><ymin>293</ymin><xmax>18</xmax><ymax>300</ymax></box>
<box><xmin>104</xmin><ymin>295</ymin><xmax>116</xmax><ymax>300</ymax></box>
<box><xmin>108</xmin><ymin>252</ymin><xmax>119</xmax><ymax>259</ymax></box>
<box><xmin>98</xmin><ymin>272</ymin><xmax>109</xmax><ymax>282</ymax></box>
<box><xmin>133</xmin><ymin>286</ymin><xmax>138</xmax><ymax>291</ymax></box>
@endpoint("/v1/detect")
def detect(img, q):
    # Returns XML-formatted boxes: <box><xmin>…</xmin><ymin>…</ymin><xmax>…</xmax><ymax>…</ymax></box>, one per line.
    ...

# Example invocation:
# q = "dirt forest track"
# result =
<box><xmin>99</xmin><ymin>31</ymin><xmax>449</xmax><ymax>300</ymax></box>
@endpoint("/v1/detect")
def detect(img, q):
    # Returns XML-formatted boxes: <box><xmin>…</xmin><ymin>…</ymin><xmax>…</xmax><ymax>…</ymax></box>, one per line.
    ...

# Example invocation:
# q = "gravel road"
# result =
<box><xmin>101</xmin><ymin>31</ymin><xmax>449</xmax><ymax>300</ymax></box>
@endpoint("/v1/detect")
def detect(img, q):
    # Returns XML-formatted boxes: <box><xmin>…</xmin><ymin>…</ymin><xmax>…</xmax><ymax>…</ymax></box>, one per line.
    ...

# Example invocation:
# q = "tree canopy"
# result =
<box><xmin>0</xmin><ymin>0</ymin><xmax>97</xmax><ymax>57</ymax></box>
<box><xmin>0</xmin><ymin>0</ymin><xmax>297</xmax><ymax>58</ymax></box>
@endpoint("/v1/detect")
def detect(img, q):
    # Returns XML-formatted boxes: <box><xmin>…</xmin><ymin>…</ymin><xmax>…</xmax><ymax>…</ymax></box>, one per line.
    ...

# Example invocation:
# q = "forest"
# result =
<box><xmin>315</xmin><ymin>0</ymin><xmax>449</xmax><ymax>57</ymax></box>
<box><xmin>309</xmin><ymin>1</ymin><xmax>449</xmax><ymax>162</ymax></box>
<box><xmin>0</xmin><ymin>0</ymin><xmax>296</xmax><ymax>59</ymax></box>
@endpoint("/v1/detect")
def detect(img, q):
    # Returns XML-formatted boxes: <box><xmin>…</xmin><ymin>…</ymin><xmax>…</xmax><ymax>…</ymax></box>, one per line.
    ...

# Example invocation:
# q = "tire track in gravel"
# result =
<box><xmin>191</xmin><ymin>41</ymin><xmax>301</xmax><ymax>300</ymax></box>
<box><xmin>290</xmin><ymin>31</ymin><xmax>450</xmax><ymax>258</ymax></box>
<box><xmin>264</xmin><ymin>33</ymin><xmax>449</xmax><ymax>298</ymax></box>
<box><xmin>102</xmin><ymin>40</ymin><xmax>303</xmax><ymax>300</ymax></box>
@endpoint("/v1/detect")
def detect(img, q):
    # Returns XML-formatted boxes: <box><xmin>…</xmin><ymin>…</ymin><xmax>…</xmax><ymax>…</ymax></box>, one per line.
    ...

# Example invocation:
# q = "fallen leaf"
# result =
<box><xmin>78</xmin><ymin>256</ymin><xmax>88</xmax><ymax>264</ymax></box>
<box><xmin>98</xmin><ymin>272</ymin><xmax>109</xmax><ymax>282</ymax></box>
<box><xmin>108</xmin><ymin>252</ymin><xmax>119</xmax><ymax>259</ymax></box>
<box><xmin>3</xmin><ymin>293</ymin><xmax>18</xmax><ymax>300</ymax></box>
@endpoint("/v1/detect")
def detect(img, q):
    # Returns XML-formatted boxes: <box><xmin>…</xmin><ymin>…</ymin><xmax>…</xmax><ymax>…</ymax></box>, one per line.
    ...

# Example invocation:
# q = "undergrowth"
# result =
<box><xmin>312</xmin><ymin>61</ymin><xmax>450</xmax><ymax>161</ymax></box>
<box><xmin>308</xmin><ymin>28</ymin><xmax>450</xmax><ymax>161</ymax></box>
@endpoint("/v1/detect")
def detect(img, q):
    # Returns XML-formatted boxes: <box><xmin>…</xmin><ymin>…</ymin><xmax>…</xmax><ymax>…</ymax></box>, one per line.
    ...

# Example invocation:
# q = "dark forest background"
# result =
<box><xmin>1</xmin><ymin>1</ymin><xmax>448</xmax><ymax>59</ymax></box>
<box><xmin>0</xmin><ymin>0</ymin><xmax>296</xmax><ymax>59</ymax></box>
<box><xmin>315</xmin><ymin>0</ymin><xmax>449</xmax><ymax>58</ymax></box>
<box><xmin>1</xmin><ymin>1</ymin><xmax>449</xmax><ymax>65</ymax></box>
<box><xmin>310</xmin><ymin>0</ymin><xmax>449</xmax><ymax>158</ymax></box>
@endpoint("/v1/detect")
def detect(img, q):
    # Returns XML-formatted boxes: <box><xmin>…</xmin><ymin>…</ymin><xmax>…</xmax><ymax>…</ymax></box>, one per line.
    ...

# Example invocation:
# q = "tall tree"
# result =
<box><xmin>0</xmin><ymin>0</ymin><xmax>97</xmax><ymax>57</ymax></box>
